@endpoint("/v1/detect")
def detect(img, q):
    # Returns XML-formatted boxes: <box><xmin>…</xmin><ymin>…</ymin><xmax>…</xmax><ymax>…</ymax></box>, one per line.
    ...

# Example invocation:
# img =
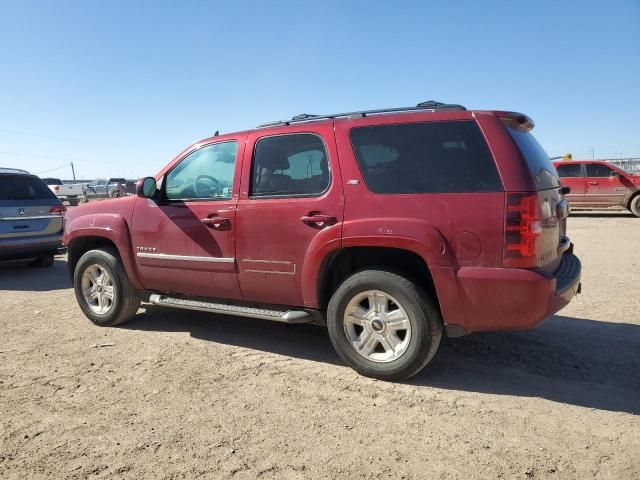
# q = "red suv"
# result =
<box><xmin>64</xmin><ymin>101</ymin><xmax>581</xmax><ymax>380</ymax></box>
<box><xmin>553</xmin><ymin>160</ymin><xmax>640</xmax><ymax>216</ymax></box>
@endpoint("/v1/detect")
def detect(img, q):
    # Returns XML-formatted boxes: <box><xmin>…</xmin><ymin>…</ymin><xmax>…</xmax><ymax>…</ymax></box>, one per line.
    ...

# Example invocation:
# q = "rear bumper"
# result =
<box><xmin>0</xmin><ymin>234</ymin><xmax>64</xmax><ymax>260</ymax></box>
<box><xmin>451</xmin><ymin>249</ymin><xmax>581</xmax><ymax>333</ymax></box>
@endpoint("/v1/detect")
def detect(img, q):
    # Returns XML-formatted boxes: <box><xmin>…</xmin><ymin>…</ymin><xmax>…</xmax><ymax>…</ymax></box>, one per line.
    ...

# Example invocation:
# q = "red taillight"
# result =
<box><xmin>504</xmin><ymin>193</ymin><xmax>542</xmax><ymax>268</ymax></box>
<box><xmin>50</xmin><ymin>205</ymin><xmax>67</xmax><ymax>216</ymax></box>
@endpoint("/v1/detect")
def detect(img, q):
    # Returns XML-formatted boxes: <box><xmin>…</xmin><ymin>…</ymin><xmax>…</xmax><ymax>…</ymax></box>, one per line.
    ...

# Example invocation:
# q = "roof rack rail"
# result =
<box><xmin>257</xmin><ymin>100</ymin><xmax>466</xmax><ymax>128</ymax></box>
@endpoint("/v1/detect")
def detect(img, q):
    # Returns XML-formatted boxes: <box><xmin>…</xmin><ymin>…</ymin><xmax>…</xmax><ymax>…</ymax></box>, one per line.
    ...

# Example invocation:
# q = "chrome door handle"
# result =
<box><xmin>201</xmin><ymin>216</ymin><xmax>230</xmax><ymax>229</ymax></box>
<box><xmin>300</xmin><ymin>214</ymin><xmax>336</xmax><ymax>228</ymax></box>
<box><xmin>588</xmin><ymin>181</ymin><xmax>598</xmax><ymax>185</ymax></box>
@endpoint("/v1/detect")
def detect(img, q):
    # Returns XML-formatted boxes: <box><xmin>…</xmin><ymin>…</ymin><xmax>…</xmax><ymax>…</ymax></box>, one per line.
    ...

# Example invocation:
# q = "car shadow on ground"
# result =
<box><xmin>0</xmin><ymin>256</ymin><xmax>70</xmax><ymax>291</ymax></box>
<box><xmin>125</xmin><ymin>308</ymin><xmax>640</xmax><ymax>415</ymax></box>
<box><xmin>570</xmin><ymin>211</ymin><xmax>633</xmax><ymax>218</ymax></box>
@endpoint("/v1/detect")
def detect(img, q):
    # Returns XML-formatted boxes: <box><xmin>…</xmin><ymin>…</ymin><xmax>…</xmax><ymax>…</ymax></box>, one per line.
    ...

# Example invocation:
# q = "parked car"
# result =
<box><xmin>63</xmin><ymin>100</ymin><xmax>581</xmax><ymax>380</ymax></box>
<box><xmin>553</xmin><ymin>160</ymin><xmax>640</xmax><ymax>216</ymax></box>
<box><xmin>41</xmin><ymin>177</ymin><xmax>84</xmax><ymax>206</ymax></box>
<box><xmin>82</xmin><ymin>178</ymin><xmax>128</xmax><ymax>202</ymax></box>
<box><xmin>0</xmin><ymin>168</ymin><xmax>66</xmax><ymax>267</ymax></box>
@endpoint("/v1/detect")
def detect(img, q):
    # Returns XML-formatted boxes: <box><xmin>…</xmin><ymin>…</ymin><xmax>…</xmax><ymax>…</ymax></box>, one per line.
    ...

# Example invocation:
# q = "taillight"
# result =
<box><xmin>50</xmin><ymin>205</ymin><xmax>67</xmax><ymax>216</ymax></box>
<box><xmin>504</xmin><ymin>193</ymin><xmax>542</xmax><ymax>268</ymax></box>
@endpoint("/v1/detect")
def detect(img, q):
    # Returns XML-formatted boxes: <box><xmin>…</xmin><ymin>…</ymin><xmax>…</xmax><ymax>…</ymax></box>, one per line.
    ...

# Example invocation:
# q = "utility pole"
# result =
<box><xmin>70</xmin><ymin>162</ymin><xmax>76</xmax><ymax>181</ymax></box>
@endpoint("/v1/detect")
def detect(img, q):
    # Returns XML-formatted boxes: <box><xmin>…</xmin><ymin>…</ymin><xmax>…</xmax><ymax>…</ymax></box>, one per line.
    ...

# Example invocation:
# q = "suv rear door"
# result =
<box><xmin>555</xmin><ymin>162</ymin><xmax>586</xmax><ymax>204</ymax></box>
<box><xmin>235</xmin><ymin>124</ymin><xmax>343</xmax><ymax>307</ymax></box>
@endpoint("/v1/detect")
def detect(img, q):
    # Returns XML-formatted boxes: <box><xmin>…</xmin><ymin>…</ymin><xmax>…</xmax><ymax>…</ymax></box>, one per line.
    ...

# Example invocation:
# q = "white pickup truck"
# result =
<box><xmin>41</xmin><ymin>178</ymin><xmax>84</xmax><ymax>206</ymax></box>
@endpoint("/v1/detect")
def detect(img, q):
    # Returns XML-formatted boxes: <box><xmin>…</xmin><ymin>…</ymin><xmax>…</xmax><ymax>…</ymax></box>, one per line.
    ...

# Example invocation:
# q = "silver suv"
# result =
<box><xmin>0</xmin><ymin>168</ymin><xmax>66</xmax><ymax>267</ymax></box>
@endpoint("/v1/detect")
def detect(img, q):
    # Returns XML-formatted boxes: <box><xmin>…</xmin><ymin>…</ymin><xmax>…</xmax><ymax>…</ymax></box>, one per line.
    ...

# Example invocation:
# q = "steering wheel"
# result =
<box><xmin>194</xmin><ymin>175</ymin><xmax>219</xmax><ymax>198</ymax></box>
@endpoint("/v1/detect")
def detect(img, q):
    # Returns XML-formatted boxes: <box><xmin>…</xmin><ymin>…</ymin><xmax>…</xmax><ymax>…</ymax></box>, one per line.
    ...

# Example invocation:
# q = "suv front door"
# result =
<box><xmin>236</xmin><ymin>125</ymin><xmax>343</xmax><ymax>307</ymax></box>
<box><xmin>131</xmin><ymin>138</ymin><xmax>245</xmax><ymax>299</ymax></box>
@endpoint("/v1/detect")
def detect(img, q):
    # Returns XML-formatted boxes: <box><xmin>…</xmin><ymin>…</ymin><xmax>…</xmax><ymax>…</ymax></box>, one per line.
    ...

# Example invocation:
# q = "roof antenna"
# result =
<box><xmin>213</xmin><ymin>130</ymin><xmax>219</xmax><ymax>136</ymax></box>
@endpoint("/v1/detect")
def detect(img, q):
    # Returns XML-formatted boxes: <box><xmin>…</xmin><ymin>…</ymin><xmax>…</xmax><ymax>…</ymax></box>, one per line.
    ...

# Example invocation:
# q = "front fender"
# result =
<box><xmin>64</xmin><ymin>213</ymin><xmax>142</xmax><ymax>289</ymax></box>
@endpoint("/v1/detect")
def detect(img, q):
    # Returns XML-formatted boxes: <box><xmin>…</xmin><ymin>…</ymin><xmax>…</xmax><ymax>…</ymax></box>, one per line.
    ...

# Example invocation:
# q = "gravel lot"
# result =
<box><xmin>1</xmin><ymin>212</ymin><xmax>639</xmax><ymax>479</ymax></box>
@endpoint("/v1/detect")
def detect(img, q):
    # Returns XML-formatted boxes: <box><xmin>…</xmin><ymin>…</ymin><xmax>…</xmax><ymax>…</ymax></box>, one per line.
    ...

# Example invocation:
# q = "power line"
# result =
<box><xmin>0</xmin><ymin>128</ymin><xmax>166</xmax><ymax>152</ymax></box>
<box><xmin>34</xmin><ymin>163</ymin><xmax>73</xmax><ymax>175</ymax></box>
<box><xmin>0</xmin><ymin>150</ymin><xmax>154</xmax><ymax>166</ymax></box>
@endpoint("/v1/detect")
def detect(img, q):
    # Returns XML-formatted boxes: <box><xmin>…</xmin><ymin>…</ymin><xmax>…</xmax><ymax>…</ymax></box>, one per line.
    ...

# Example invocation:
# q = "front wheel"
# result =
<box><xmin>327</xmin><ymin>269</ymin><xmax>442</xmax><ymax>381</ymax></box>
<box><xmin>73</xmin><ymin>248</ymin><xmax>140</xmax><ymax>326</ymax></box>
<box><xmin>629</xmin><ymin>195</ymin><xmax>640</xmax><ymax>217</ymax></box>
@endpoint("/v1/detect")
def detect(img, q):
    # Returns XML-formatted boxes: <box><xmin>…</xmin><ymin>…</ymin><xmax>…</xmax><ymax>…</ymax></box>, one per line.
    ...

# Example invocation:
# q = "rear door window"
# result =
<box><xmin>349</xmin><ymin>121</ymin><xmax>502</xmax><ymax>194</ymax></box>
<box><xmin>507</xmin><ymin>129</ymin><xmax>560</xmax><ymax>190</ymax></box>
<box><xmin>250</xmin><ymin>133</ymin><xmax>330</xmax><ymax>197</ymax></box>
<box><xmin>556</xmin><ymin>164</ymin><xmax>583</xmax><ymax>177</ymax></box>
<box><xmin>0</xmin><ymin>175</ymin><xmax>57</xmax><ymax>200</ymax></box>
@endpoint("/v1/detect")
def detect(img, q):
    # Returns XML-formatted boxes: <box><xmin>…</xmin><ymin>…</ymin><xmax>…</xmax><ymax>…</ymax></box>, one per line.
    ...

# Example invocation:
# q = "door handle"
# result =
<box><xmin>588</xmin><ymin>181</ymin><xmax>598</xmax><ymax>185</ymax></box>
<box><xmin>300</xmin><ymin>214</ymin><xmax>336</xmax><ymax>228</ymax></box>
<box><xmin>201</xmin><ymin>216</ymin><xmax>230</xmax><ymax>229</ymax></box>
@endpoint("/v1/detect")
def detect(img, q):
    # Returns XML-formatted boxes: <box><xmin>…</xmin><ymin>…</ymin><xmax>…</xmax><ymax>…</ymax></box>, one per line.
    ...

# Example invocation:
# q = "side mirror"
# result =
<box><xmin>136</xmin><ymin>177</ymin><xmax>157</xmax><ymax>198</ymax></box>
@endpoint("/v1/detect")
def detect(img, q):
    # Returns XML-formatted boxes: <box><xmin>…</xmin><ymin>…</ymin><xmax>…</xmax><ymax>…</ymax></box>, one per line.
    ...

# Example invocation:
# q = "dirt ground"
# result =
<box><xmin>1</xmin><ymin>212</ymin><xmax>639</xmax><ymax>479</ymax></box>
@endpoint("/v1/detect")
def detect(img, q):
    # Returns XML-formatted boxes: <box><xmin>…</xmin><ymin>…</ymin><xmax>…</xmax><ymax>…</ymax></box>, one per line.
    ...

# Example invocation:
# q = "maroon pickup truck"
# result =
<box><xmin>64</xmin><ymin>101</ymin><xmax>581</xmax><ymax>380</ymax></box>
<box><xmin>553</xmin><ymin>160</ymin><xmax>640</xmax><ymax>216</ymax></box>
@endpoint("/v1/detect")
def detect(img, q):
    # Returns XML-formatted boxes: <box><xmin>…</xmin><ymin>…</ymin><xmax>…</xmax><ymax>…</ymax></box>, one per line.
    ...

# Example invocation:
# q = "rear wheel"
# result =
<box><xmin>68</xmin><ymin>199</ymin><xmax>80</xmax><ymax>207</ymax></box>
<box><xmin>629</xmin><ymin>194</ymin><xmax>640</xmax><ymax>217</ymax></box>
<box><xmin>73</xmin><ymin>248</ymin><xmax>140</xmax><ymax>326</ymax></box>
<box><xmin>327</xmin><ymin>269</ymin><xmax>442</xmax><ymax>381</ymax></box>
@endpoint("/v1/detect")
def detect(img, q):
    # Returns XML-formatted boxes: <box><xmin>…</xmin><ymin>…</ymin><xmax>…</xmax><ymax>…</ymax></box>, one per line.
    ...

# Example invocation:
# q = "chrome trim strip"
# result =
<box><xmin>1</xmin><ymin>215</ymin><xmax>61</xmax><ymax>221</ymax></box>
<box><xmin>241</xmin><ymin>259</ymin><xmax>292</xmax><ymax>264</ymax></box>
<box><xmin>136</xmin><ymin>252</ymin><xmax>235</xmax><ymax>263</ymax></box>
<box><xmin>244</xmin><ymin>269</ymin><xmax>296</xmax><ymax>275</ymax></box>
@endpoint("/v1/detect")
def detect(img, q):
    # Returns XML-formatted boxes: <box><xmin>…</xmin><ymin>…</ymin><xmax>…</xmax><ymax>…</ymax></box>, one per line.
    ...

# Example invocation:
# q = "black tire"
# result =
<box><xmin>31</xmin><ymin>254</ymin><xmax>55</xmax><ymax>268</ymax></box>
<box><xmin>327</xmin><ymin>269</ymin><xmax>442</xmax><ymax>381</ymax></box>
<box><xmin>73</xmin><ymin>248</ymin><xmax>140</xmax><ymax>326</ymax></box>
<box><xmin>629</xmin><ymin>194</ymin><xmax>640</xmax><ymax>217</ymax></box>
<box><xmin>68</xmin><ymin>199</ymin><xmax>80</xmax><ymax>207</ymax></box>
<box><xmin>110</xmin><ymin>189</ymin><xmax>121</xmax><ymax>198</ymax></box>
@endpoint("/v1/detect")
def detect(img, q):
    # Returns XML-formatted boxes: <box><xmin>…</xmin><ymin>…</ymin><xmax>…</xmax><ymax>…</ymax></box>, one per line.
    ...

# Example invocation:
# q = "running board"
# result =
<box><xmin>148</xmin><ymin>294</ymin><xmax>314</xmax><ymax>324</ymax></box>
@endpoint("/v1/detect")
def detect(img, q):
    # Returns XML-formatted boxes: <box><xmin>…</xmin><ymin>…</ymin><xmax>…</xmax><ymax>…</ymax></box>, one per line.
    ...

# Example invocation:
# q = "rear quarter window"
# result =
<box><xmin>349</xmin><ymin>121</ymin><xmax>503</xmax><ymax>194</ymax></box>
<box><xmin>507</xmin><ymin>129</ymin><xmax>560</xmax><ymax>190</ymax></box>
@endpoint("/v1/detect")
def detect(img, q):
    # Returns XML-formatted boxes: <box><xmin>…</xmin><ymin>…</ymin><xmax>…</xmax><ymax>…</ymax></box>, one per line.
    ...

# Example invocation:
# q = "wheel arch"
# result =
<box><xmin>65</xmin><ymin>214</ymin><xmax>142</xmax><ymax>288</ymax></box>
<box><xmin>627</xmin><ymin>190</ymin><xmax>640</xmax><ymax>210</ymax></box>
<box><xmin>315</xmin><ymin>246</ymin><xmax>440</xmax><ymax>313</ymax></box>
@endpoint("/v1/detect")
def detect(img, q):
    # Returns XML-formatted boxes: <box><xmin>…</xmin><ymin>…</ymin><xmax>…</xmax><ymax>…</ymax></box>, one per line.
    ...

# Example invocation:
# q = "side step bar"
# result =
<box><xmin>148</xmin><ymin>294</ymin><xmax>314</xmax><ymax>324</ymax></box>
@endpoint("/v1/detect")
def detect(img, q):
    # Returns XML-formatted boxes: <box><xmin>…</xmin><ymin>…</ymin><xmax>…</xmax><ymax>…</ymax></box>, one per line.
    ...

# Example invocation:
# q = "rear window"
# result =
<box><xmin>556</xmin><ymin>163</ymin><xmax>583</xmax><ymax>177</ymax></box>
<box><xmin>349</xmin><ymin>121</ymin><xmax>503</xmax><ymax>194</ymax></box>
<box><xmin>0</xmin><ymin>175</ymin><xmax>58</xmax><ymax>201</ymax></box>
<box><xmin>507</xmin><ymin>129</ymin><xmax>560</xmax><ymax>190</ymax></box>
<box><xmin>41</xmin><ymin>177</ymin><xmax>62</xmax><ymax>185</ymax></box>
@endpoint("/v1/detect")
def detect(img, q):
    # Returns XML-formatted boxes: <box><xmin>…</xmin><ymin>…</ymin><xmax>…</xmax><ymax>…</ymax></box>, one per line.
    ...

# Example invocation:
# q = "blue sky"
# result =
<box><xmin>0</xmin><ymin>0</ymin><xmax>638</xmax><ymax>179</ymax></box>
